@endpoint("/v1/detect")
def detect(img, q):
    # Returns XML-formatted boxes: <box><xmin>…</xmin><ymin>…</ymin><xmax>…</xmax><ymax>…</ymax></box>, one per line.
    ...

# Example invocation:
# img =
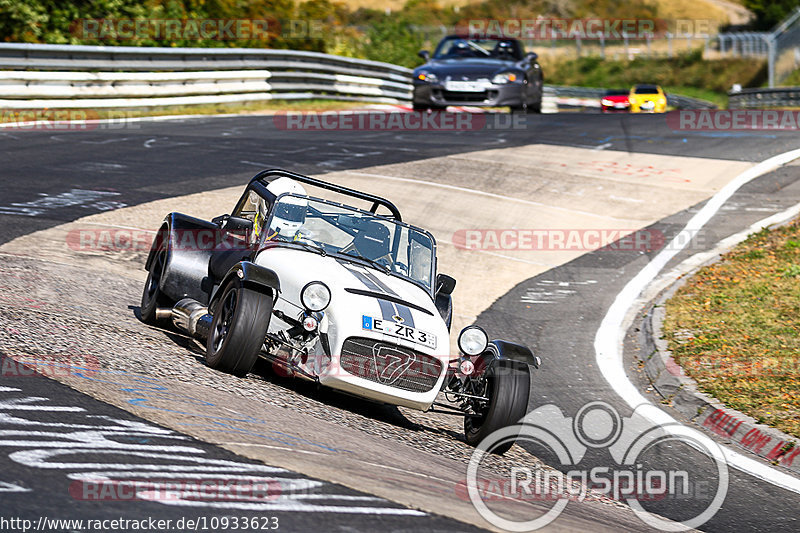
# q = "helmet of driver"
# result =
<box><xmin>265</xmin><ymin>177</ymin><xmax>308</xmax><ymax>239</ymax></box>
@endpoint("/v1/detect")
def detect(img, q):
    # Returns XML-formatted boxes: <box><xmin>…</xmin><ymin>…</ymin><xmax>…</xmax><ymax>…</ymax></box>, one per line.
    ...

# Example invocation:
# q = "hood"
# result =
<box><xmin>417</xmin><ymin>58</ymin><xmax>518</xmax><ymax>79</ymax></box>
<box><xmin>254</xmin><ymin>247</ymin><xmax>449</xmax><ymax>355</ymax></box>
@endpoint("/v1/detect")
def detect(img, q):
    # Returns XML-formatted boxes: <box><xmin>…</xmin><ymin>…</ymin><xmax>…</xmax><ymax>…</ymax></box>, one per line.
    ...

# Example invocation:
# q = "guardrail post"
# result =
<box><xmin>768</xmin><ymin>37</ymin><xmax>776</xmax><ymax>88</ymax></box>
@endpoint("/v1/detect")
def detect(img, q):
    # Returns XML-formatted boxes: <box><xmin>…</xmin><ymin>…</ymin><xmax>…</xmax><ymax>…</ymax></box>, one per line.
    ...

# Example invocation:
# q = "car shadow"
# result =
<box><xmin>129</xmin><ymin>304</ymin><xmax>445</xmax><ymax>435</ymax></box>
<box><xmin>248</xmin><ymin>358</ymin><xmax>422</xmax><ymax>430</ymax></box>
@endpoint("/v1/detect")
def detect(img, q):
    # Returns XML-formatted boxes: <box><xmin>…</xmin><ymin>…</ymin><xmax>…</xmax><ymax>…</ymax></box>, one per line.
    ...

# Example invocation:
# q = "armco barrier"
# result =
<box><xmin>728</xmin><ymin>87</ymin><xmax>800</xmax><ymax>109</ymax></box>
<box><xmin>0</xmin><ymin>43</ymin><xmax>717</xmax><ymax>110</ymax></box>
<box><xmin>547</xmin><ymin>85</ymin><xmax>717</xmax><ymax>110</ymax></box>
<box><xmin>0</xmin><ymin>42</ymin><xmax>413</xmax><ymax>107</ymax></box>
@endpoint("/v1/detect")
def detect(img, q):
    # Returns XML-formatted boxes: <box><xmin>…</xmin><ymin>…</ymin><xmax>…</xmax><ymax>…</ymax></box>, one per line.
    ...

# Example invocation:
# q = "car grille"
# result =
<box><xmin>440</xmin><ymin>90</ymin><xmax>489</xmax><ymax>102</ymax></box>
<box><xmin>339</xmin><ymin>337</ymin><xmax>443</xmax><ymax>393</ymax></box>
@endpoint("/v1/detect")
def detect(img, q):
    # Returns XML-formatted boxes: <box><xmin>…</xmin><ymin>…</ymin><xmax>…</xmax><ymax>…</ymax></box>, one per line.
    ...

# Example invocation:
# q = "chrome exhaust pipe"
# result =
<box><xmin>171</xmin><ymin>298</ymin><xmax>212</xmax><ymax>340</ymax></box>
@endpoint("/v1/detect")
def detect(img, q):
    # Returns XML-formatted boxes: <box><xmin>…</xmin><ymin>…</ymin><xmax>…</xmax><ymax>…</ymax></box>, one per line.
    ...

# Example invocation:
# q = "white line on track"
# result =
<box><xmin>436</xmin><ymin>238</ymin><xmax>554</xmax><ymax>267</ymax></box>
<box><xmin>595</xmin><ymin>147</ymin><xmax>800</xmax><ymax>494</ymax></box>
<box><xmin>347</xmin><ymin>171</ymin><xmax>642</xmax><ymax>223</ymax></box>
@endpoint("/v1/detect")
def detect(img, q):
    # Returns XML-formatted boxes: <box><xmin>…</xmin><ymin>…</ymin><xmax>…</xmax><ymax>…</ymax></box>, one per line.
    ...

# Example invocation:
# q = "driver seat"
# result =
<box><xmin>351</xmin><ymin>220</ymin><xmax>391</xmax><ymax>261</ymax></box>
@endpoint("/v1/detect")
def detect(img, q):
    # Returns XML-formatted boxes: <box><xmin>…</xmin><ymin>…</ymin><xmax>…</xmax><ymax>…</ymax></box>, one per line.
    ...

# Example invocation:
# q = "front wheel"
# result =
<box><xmin>206</xmin><ymin>280</ymin><xmax>273</xmax><ymax>378</ymax></box>
<box><xmin>464</xmin><ymin>358</ymin><xmax>531</xmax><ymax>454</ymax></box>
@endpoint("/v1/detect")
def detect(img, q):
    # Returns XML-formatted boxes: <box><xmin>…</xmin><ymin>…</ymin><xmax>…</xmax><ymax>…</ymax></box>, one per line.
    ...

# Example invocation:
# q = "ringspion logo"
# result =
<box><xmin>465</xmin><ymin>402</ymin><xmax>728</xmax><ymax>531</ymax></box>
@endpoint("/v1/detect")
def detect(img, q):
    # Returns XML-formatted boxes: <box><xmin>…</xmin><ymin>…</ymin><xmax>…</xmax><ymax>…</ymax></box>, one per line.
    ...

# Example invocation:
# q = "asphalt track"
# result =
<box><xmin>1</xmin><ymin>111</ymin><xmax>800</xmax><ymax>531</ymax></box>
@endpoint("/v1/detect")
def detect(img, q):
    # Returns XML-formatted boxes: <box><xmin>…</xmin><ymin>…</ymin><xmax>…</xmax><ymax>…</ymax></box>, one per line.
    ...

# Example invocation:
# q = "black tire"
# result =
<box><xmin>140</xmin><ymin>248</ymin><xmax>169</xmax><ymax>324</ymax></box>
<box><xmin>530</xmin><ymin>97</ymin><xmax>542</xmax><ymax>114</ymax></box>
<box><xmin>464</xmin><ymin>358</ymin><xmax>531</xmax><ymax>454</ymax></box>
<box><xmin>414</xmin><ymin>104</ymin><xmax>446</xmax><ymax>112</ymax></box>
<box><xmin>206</xmin><ymin>280</ymin><xmax>272</xmax><ymax>378</ymax></box>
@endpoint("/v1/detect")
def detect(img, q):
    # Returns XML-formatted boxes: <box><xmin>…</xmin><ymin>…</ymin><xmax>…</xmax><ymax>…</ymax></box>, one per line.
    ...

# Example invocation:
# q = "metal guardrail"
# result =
<box><xmin>0</xmin><ymin>43</ymin><xmax>717</xmax><ymax>110</ymax></box>
<box><xmin>0</xmin><ymin>42</ymin><xmax>414</xmax><ymax>108</ymax></box>
<box><xmin>546</xmin><ymin>85</ymin><xmax>717</xmax><ymax>109</ymax></box>
<box><xmin>728</xmin><ymin>87</ymin><xmax>800</xmax><ymax>109</ymax></box>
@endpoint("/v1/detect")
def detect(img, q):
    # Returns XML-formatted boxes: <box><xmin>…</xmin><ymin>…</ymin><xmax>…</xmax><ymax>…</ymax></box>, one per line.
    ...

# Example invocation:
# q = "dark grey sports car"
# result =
<box><xmin>412</xmin><ymin>35</ymin><xmax>544</xmax><ymax>113</ymax></box>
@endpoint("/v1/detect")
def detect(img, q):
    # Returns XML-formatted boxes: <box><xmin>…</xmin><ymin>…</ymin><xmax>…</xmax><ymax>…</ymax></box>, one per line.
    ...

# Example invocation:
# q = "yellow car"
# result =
<box><xmin>629</xmin><ymin>84</ymin><xmax>667</xmax><ymax>113</ymax></box>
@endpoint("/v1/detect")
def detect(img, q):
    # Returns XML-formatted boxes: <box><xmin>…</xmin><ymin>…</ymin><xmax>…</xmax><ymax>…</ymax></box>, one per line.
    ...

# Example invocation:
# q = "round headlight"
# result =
<box><xmin>301</xmin><ymin>281</ymin><xmax>331</xmax><ymax>312</ymax></box>
<box><xmin>458</xmin><ymin>325</ymin><xmax>488</xmax><ymax>356</ymax></box>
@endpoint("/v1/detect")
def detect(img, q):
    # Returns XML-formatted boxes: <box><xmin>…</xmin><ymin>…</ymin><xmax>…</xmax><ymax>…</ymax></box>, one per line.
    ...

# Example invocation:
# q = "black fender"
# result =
<box><xmin>209</xmin><ymin>261</ymin><xmax>281</xmax><ymax>314</ymax></box>
<box><xmin>435</xmin><ymin>293</ymin><xmax>453</xmax><ymax>331</ymax></box>
<box><xmin>478</xmin><ymin>340</ymin><xmax>541</xmax><ymax>374</ymax></box>
<box><xmin>144</xmin><ymin>212</ymin><xmax>219</xmax><ymax>305</ymax></box>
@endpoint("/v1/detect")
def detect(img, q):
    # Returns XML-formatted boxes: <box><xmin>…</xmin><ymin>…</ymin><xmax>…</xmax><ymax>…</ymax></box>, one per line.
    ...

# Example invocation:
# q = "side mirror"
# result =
<box><xmin>222</xmin><ymin>215</ymin><xmax>254</xmax><ymax>233</ymax></box>
<box><xmin>525</xmin><ymin>52</ymin><xmax>538</xmax><ymax>62</ymax></box>
<box><xmin>436</xmin><ymin>273</ymin><xmax>456</xmax><ymax>295</ymax></box>
<box><xmin>418</xmin><ymin>50</ymin><xmax>430</xmax><ymax>61</ymax></box>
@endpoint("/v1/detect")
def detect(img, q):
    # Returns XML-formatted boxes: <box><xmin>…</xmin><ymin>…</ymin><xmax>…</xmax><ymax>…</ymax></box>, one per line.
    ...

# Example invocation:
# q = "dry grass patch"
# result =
<box><xmin>0</xmin><ymin>99</ymin><xmax>371</xmax><ymax>125</ymax></box>
<box><xmin>663</xmin><ymin>219</ymin><xmax>800</xmax><ymax>438</ymax></box>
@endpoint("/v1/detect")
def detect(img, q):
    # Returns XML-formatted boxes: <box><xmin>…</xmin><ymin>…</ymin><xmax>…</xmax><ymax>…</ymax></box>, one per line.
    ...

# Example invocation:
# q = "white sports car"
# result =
<box><xmin>140</xmin><ymin>169</ymin><xmax>540</xmax><ymax>453</ymax></box>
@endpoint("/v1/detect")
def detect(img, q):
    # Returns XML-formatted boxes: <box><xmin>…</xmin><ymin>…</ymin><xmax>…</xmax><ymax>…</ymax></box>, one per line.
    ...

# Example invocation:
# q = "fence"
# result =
<box><xmin>716</xmin><ymin>7</ymin><xmax>800</xmax><ymax>87</ymax></box>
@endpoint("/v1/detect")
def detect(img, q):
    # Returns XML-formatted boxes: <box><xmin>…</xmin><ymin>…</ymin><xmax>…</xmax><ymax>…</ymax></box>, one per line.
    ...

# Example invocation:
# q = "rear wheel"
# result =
<box><xmin>464</xmin><ymin>358</ymin><xmax>531</xmax><ymax>454</ymax></box>
<box><xmin>206</xmin><ymin>280</ymin><xmax>273</xmax><ymax>378</ymax></box>
<box><xmin>140</xmin><ymin>248</ymin><xmax>168</xmax><ymax>324</ymax></box>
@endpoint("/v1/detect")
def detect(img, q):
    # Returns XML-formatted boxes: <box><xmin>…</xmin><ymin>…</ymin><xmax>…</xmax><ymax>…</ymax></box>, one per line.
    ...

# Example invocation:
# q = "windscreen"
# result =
<box><xmin>263</xmin><ymin>195</ymin><xmax>436</xmax><ymax>292</ymax></box>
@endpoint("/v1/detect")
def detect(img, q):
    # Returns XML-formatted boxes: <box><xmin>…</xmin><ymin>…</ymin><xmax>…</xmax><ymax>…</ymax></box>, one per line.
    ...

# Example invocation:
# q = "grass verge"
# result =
<box><xmin>662</xmin><ymin>218</ymin><xmax>800</xmax><ymax>438</ymax></box>
<box><xmin>0</xmin><ymin>99</ymin><xmax>375</xmax><ymax>124</ymax></box>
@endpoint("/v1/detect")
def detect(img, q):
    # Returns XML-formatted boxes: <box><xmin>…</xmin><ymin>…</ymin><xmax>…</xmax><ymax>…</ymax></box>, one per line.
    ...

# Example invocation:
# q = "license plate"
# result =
<box><xmin>362</xmin><ymin>315</ymin><xmax>436</xmax><ymax>349</ymax></box>
<box><xmin>614</xmin><ymin>103</ymin><xmax>627</xmax><ymax>108</ymax></box>
<box><xmin>444</xmin><ymin>80</ymin><xmax>487</xmax><ymax>92</ymax></box>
